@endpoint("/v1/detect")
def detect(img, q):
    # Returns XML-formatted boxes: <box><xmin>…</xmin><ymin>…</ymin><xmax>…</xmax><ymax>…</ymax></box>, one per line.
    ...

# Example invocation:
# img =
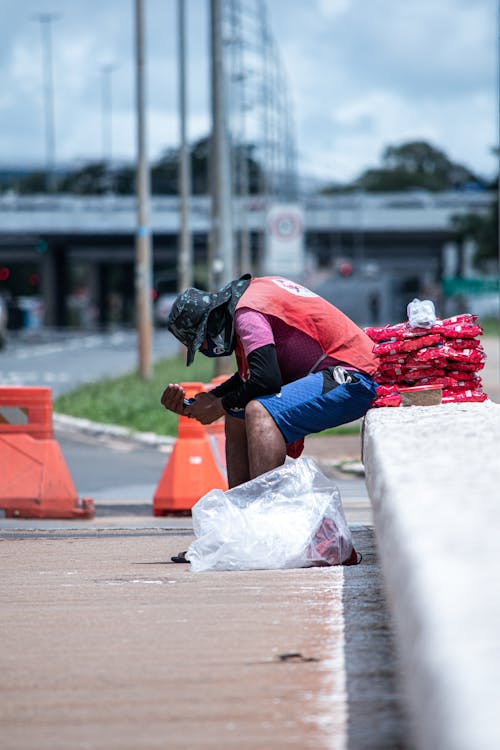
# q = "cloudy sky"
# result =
<box><xmin>0</xmin><ymin>0</ymin><xmax>498</xmax><ymax>184</ymax></box>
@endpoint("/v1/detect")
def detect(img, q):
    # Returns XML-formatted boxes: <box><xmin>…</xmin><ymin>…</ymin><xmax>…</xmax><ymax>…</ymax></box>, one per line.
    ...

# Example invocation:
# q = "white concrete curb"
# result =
<box><xmin>53</xmin><ymin>412</ymin><xmax>176</xmax><ymax>449</ymax></box>
<box><xmin>363</xmin><ymin>400</ymin><xmax>500</xmax><ymax>750</ymax></box>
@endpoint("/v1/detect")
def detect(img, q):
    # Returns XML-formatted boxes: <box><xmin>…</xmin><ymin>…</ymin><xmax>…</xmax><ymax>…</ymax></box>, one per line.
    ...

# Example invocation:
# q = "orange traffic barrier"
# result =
<box><xmin>153</xmin><ymin>381</ymin><xmax>228</xmax><ymax>515</ymax></box>
<box><xmin>0</xmin><ymin>387</ymin><xmax>94</xmax><ymax>519</ymax></box>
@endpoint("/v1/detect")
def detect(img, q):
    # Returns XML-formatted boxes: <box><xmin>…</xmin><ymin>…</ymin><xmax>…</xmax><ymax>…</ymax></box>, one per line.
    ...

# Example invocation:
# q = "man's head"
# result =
<box><xmin>167</xmin><ymin>274</ymin><xmax>251</xmax><ymax>365</ymax></box>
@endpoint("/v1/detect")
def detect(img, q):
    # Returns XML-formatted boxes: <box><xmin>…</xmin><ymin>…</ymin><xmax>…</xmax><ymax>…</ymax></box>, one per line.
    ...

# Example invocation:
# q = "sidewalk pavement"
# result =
<box><xmin>0</xmin><ymin>432</ymin><xmax>411</xmax><ymax>750</ymax></box>
<box><xmin>5</xmin><ymin>328</ymin><xmax>497</xmax><ymax>750</ymax></box>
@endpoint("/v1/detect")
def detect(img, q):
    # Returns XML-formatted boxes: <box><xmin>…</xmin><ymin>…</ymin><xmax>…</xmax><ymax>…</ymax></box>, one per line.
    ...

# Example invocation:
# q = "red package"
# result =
<box><xmin>365</xmin><ymin>324</ymin><xmax>402</xmax><ymax>342</ymax></box>
<box><xmin>442</xmin><ymin>313</ymin><xmax>478</xmax><ymax>325</ymax></box>
<box><xmin>433</xmin><ymin>322</ymin><xmax>483</xmax><ymax>339</ymax></box>
<box><xmin>412</xmin><ymin>376</ymin><xmax>458</xmax><ymax>388</ymax></box>
<box><xmin>445</xmin><ymin>378</ymin><xmax>482</xmax><ymax>391</ymax></box>
<box><xmin>372</xmin><ymin>394</ymin><xmax>402</xmax><ymax>407</ymax></box>
<box><xmin>439</xmin><ymin>344</ymin><xmax>486</xmax><ymax>364</ymax></box>
<box><xmin>365</xmin><ymin>322</ymin><xmax>432</xmax><ymax>342</ymax></box>
<box><xmin>448</xmin><ymin>337</ymin><xmax>481</xmax><ymax>350</ymax></box>
<box><xmin>445</xmin><ymin>362</ymin><xmax>485</xmax><ymax>373</ymax></box>
<box><xmin>377</xmin><ymin>353</ymin><xmax>410</xmax><ymax>366</ymax></box>
<box><xmin>373</xmin><ymin>334</ymin><xmax>442</xmax><ymax>356</ymax></box>
<box><xmin>413</xmin><ymin>346</ymin><xmax>448</xmax><ymax>365</ymax></box>
<box><xmin>442</xmin><ymin>389</ymin><xmax>487</xmax><ymax>403</ymax></box>
<box><xmin>402</xmin><ymin>367</ymin><xmax>445</xmax><ymax>380</ymax></box>
<box><xmin>376</xmin><ymin>385</ymin><xmax>400</xmax><ymax>397</ymax></box>
<box><xmin>377</xmin><ymin>365</ymin><xmax>406</xmax><ymax>378</ymax></box>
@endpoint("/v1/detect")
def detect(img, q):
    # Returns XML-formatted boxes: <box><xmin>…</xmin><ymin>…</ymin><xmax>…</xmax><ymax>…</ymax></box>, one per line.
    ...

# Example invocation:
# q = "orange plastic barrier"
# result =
<box><xmin>0</xmin><ymin>387</ymin><xmax>94</xmax><ymax>519</ymax></box>
<box><xmin>0</xmin><ymin>386</ymin><xmax>53</xmax><ymax>439</ymax></box>
<box><xmin>153</xmin><ymin>381</ymin><xmax>228</xmax><ymax>515</ymax></box>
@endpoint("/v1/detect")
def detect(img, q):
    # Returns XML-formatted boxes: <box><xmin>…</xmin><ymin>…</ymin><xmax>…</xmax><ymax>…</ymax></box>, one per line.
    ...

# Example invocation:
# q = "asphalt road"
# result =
<box><xmin>0</xmin><ymin>327</ymin><xmax>179</xmax><ymax>397</ymax></box>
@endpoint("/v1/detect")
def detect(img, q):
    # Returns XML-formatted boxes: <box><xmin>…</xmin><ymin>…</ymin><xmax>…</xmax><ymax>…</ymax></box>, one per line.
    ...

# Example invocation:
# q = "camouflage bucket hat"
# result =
<box><xmin>167</xmin><ymin>274</ymin><xmax>251</xmax><ymax>365</ymax></box>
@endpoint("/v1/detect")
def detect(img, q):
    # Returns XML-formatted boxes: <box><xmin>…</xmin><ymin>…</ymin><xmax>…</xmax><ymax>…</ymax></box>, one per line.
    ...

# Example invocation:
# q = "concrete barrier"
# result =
<box><xmin>363</xmin><ymin>400</ymin><xmax>500</xmax><ymax>750</ymax></box>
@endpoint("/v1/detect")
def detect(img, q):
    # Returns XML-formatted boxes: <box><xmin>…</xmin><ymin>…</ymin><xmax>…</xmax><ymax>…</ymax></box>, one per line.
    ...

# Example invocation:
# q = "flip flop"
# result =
<box><xmin>171</xmin><ymin>550</ymin><xmax>188</xmax><ymax>563</ymax></box>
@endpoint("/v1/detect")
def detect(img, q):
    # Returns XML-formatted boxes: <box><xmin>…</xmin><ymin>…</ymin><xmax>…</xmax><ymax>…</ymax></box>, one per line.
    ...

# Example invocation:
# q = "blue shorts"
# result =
<box><xmin>231</xmin><ymin>368</ymin><xmax>377</xmax><ymax>444</ymax></box>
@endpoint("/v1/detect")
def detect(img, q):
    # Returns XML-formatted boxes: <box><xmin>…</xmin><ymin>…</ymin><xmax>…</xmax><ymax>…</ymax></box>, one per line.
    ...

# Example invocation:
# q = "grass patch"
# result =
<box><xmin>54</xmin><ymin>355</ymin><xmax>217</xmax><ymax>437</ymax></box>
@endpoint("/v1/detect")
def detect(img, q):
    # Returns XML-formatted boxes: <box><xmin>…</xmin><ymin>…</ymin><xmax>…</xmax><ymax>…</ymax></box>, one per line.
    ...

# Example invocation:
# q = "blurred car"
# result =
<box><xmin>154</xmin><ymin>292</ymin><xmax>177</xmax><ymax>327</ymax></box>
<box><xmin>0</xmin><ymin>295</ymin><xmax>8</xmax><ymax>349</ymax></box>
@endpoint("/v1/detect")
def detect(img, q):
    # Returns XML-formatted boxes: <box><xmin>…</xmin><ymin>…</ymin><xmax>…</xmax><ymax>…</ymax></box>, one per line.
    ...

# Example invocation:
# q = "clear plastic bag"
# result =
<box><xmin>407</xmin><ymin>298</ymin><xmax>437</xmax><ymax>329</ymax></box>
<box><xmin>186</xmin><ymin>457</ymin><xmax>356</xmax><ymax>572</ymax></box>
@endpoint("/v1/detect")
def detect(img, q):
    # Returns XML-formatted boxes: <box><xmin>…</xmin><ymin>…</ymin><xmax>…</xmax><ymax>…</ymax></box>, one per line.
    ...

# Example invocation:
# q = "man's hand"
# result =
<box><xmin>160</xmin><ymin>384</ymin><xmax>189</xmax><ymax>415</ymax></box>
<box><xmin>185</xmin><ymin>392</ymin><xmax>225</xmax><ymax>425</ymax></box>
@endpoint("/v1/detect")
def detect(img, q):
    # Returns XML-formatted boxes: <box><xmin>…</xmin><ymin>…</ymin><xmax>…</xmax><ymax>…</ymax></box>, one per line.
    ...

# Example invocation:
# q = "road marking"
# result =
<box><xmin>0</xmin><ymin>371</ymin><xmax>71</xmax><ymax>384</ymax></box>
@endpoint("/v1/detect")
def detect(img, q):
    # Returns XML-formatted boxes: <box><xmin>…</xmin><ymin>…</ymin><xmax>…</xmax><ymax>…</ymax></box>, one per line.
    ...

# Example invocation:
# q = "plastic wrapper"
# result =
<box><xmin>373</xmin><ymin>334</ymin><xmax>442</xmax><ymax>356</ymax></box>
<box><xmin>442</xmin><ymin>313</ymin><xmax>478</xmax><ymax>325</ymax></box>
<box><xmin>447</xmin><ymin>337</ymin><xmax>481</xmax><ymax>350</ymax></box>
<box><xmin>446</xmin><ymin>362</ymin><xmax>485</xmax><ymax>373</ymax></box>
<box><xmin>439</xmin><ymin>344</ymin><xmax>486</xmax><ymax>364</ymax></box>
<box><xmin>442</xmin><ymin>389</ymin><xmax>488</xmax><ymax>403</ymax></box>
<box><xmin>407</xmin><ymin>298</ymin><xmax>437</xmax><ymax>328</ymax></box>
<box><xmin>186</xmin><ymin>457</ymin><xmax>356</xmax><ymax>572</ymax></box>
<box><xmin>433</xmin><ymin>322</ymin><xmax>483</xmax><ymax>339</ymax></box>
<box><xmin>365</xmin><ymin>322</ymin><xmax>435</xmax><ymax>342</ymax></box>
<box><xmin>372</xmin><ymin>393</ymin><xmax>402</xmax><ymax>407</ymax></box>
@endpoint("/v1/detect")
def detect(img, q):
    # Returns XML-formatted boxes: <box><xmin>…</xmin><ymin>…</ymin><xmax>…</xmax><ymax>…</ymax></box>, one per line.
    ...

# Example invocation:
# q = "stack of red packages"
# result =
<box><xmin>365</xmin><ymin>313</ymin><xmax>488</xmax><ymax>407</ymax></box>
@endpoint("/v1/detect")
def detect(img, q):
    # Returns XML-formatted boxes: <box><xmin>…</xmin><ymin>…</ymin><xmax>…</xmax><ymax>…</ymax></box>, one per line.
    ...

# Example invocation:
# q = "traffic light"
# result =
<box><xmin>339</xmin><ymin>261</ymin><xmax>353</xmax><ymax>277</ymax></box>
<box><xmin>0</xmin><ymin>267</ymin><xmax>10</xmax><ymax>282</ymax></box>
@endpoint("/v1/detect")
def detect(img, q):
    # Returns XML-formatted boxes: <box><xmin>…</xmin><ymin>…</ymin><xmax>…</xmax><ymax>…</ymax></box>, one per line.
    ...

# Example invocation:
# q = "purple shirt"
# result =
<box><xmin>235</xmin><ymin>307</ymin><xmax>339</xmax><ymax>384</ymax></box>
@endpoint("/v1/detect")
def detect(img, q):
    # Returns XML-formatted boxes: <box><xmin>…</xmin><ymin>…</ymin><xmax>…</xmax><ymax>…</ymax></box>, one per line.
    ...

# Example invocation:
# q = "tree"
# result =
<box><xmin>452</xmin><ymin>193</ymin><xmax>498</xmax><ymax>271</ymax></box>
<box><xmin>9</xmin><ymin>136</ymin><xmax>266</xmax><ymax>196</ymax></box>
<box><xmin>322</xmin><ymin>140</ymin><xmax>486</xmax><ymax>194</ymax></box>
<box><xmin>57</xmin><ymin>162</ymin><xmax>112</xmax><ymax>194</ymax></box>
<box><xmin>16</xmin><ymin>171</ymin><xmax>48</xmax><ymax>194</ymax></box>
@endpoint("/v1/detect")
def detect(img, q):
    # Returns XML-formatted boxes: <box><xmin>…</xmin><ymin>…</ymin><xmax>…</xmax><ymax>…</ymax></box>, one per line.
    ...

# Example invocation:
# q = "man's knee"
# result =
<box><xmin>245</xmin><ymin>399</ymin><xmax>270</xmax><ymax>423</ymax></box>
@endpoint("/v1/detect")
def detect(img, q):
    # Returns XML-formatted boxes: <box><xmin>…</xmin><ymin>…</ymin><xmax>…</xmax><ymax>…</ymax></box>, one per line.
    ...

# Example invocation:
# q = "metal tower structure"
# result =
<box><xmin>220</xmin><ymin>0</ymin><xmax>298</xmax><ymax>273</ymax></box>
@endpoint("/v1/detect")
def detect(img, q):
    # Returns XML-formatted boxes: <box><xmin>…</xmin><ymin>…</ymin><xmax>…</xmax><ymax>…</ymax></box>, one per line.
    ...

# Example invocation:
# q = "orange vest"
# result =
<box><xmin>235</xmin><ymin>277</ymin><xmax>378</xmax><ymax>377</ymax></box>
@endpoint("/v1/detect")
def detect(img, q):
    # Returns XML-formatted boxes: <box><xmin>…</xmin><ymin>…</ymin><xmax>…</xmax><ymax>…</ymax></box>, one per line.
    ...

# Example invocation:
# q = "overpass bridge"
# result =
<box><xmin>0</xmin><ymin>191</ymin><xmax>492</xmax><ymax>327</ymax></box>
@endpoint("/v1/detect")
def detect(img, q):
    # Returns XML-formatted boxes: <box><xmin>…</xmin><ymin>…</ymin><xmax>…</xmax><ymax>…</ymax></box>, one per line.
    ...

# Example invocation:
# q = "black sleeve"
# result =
<box><xmin>220</xmin><ymin>344</ymin><xmax>282</xmax><ymax>412</ymax></box>
<box><xmin>209</xmin><ymin>372</ymin><xmax>244</xmax><ymax>398</ymax></box>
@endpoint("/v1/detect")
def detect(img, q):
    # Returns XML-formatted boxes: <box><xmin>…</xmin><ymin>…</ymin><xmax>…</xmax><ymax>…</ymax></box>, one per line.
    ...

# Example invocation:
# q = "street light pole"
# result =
<box><xmin>35</xmin><ymin>13</ymin><xmax>59</xmax><ymax>193</ymax></box>
<box><xmin>177</xmin><ymin>0</ymin><xmax>193</xmax><ymax>293</ymax></box>
<box><xmin>101</xmin><ymin>63</ymin><xmax>116</xmax><ymax>166</ymax></box>
<box><xmin>134</xmin><ymin>0</ymin><xmax>153</xmax><ymax>380</ymax></box>
<box><xmin>209</xmin><ymin>0</ymin><xmax>234</xmax><ymax>290</ymax></box>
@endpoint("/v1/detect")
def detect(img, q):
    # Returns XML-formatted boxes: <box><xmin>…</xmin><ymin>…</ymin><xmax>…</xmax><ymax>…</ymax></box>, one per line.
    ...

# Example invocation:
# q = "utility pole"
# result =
<box><xmin>209</xmin><ymin>0</ymin><xmax>234</xmax><ymax>290</ymax></box>
<box><xmin>35</xmin><ymin>13</ymin><xmax>59</xmax><ymax>193</ymax></box>
<box><xmin>134</xmin><ymin>0</ymin><xmax>153</xmax><ymax>379</ymax></box>
<box><xmin>177</xmin><ymin>0</ymin><xmax>193</xmax><ymax>293</ymax></box>
<box><xmin>100</xmin><ymin>63</ymin><xmax>116</xmax><ymax>166</ymax></box>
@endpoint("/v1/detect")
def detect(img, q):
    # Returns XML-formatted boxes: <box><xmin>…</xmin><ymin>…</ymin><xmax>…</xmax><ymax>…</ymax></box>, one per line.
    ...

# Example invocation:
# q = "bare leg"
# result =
<box><xmin>245</xmin><ymin>400</ymin><xmax>287</xmax><ymax>479</ymax></box>
<box><xmin>224</xmin><ymin>414</ymin><xmax>250</xmax><ymax>488</ymax></box>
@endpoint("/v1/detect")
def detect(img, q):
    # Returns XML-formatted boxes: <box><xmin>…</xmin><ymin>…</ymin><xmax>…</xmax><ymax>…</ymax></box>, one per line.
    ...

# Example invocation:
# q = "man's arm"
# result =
<box><xmin>220</xmin><ymin>344</ymin><xmax>281</xmax><ymax>411</ymax></box>
<box><xmin>183</xmin><ymin>344</ymin><xmax>282</xmax><ymax>424</ymax></box>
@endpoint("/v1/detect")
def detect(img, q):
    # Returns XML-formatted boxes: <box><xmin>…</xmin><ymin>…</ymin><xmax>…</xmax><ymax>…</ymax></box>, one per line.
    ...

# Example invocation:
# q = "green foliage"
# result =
<box><xmin>11</xmin><ymin>135</ymin><xmax>266</xmax><ymax>196</ymax></box>
<box><xmin>479</xmin><ymin>317</ymin><xmax>500</xmax><ymax>336</ymax></box>
<box><xmin>452</xmin><ymin>196</ymin><xmax>499</xmax><ymax>268</ymax></box>
<box><xmin>53</xmin><ymin>355</ymin><xmax>218</xmax><ymax>436</ymax></box>
<box><xmin>16</xmin><ymin>171</ymin><xmax>48</xmax><ymax>194</ymax></box>
<box><xmin>322</xmin><ymin>140</ymin><xmax>486</xmax><ymax>194</ymax></box>
<box><xmin>57</xmin><ymin>161</ymin><xmax>111</xmax><ymax>195</ymax></box>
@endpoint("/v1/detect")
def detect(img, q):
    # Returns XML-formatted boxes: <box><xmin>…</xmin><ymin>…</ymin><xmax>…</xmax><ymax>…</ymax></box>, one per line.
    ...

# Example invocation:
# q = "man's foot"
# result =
<box><xmin>171</xmin><ymin>550</ymin><xmax>188</xmax><ymax>563</ymax></box>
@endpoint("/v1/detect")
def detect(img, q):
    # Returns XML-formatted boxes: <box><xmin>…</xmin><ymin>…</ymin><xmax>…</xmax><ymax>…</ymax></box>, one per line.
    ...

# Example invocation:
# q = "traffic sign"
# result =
<box><xmin>442</xmin><ymin>277</ymin><xmax>499</xmax><ymax>296</ymax></box>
